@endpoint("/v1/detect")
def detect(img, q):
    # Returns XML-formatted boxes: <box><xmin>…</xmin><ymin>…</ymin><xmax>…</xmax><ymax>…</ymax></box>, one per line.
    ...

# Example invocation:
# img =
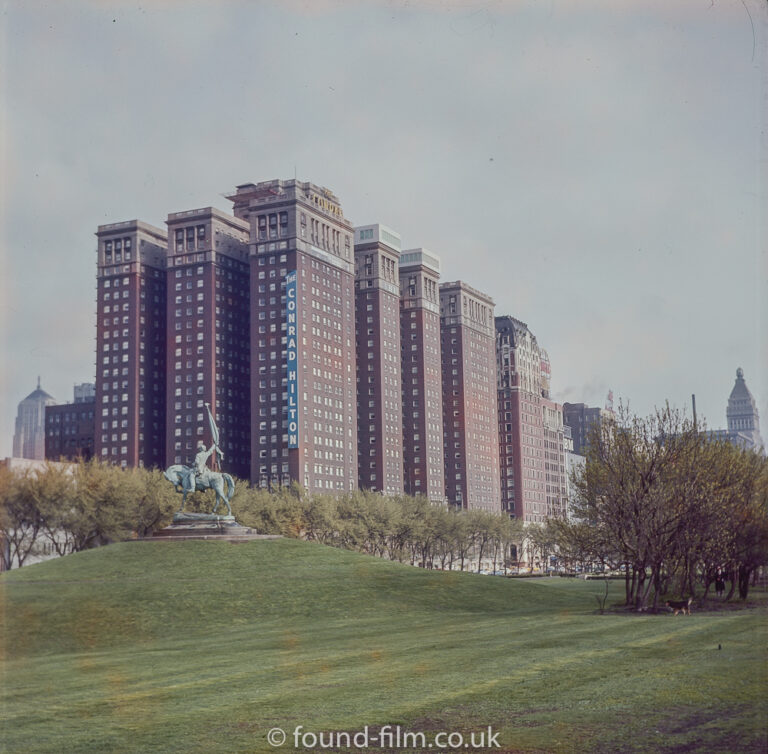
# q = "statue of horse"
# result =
<box><xmin>163</xmin><ymin>465</ymin><xmax>235</xmax><ymax>517</ymax></box>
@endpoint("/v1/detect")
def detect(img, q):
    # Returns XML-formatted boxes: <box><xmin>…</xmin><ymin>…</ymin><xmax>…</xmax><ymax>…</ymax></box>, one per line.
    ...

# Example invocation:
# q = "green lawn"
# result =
<box><xmin>2</xmin><ymin>539</ymin><xmax>766</xmax><ymax>753</ymax></box>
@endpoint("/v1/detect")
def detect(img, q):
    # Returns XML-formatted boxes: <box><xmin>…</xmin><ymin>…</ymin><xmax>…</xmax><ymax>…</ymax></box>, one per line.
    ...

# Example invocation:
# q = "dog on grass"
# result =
<box><xmin>665</xmin><ymin>597</ymin><xmax>693</xmax><ymax>616</ymax></box>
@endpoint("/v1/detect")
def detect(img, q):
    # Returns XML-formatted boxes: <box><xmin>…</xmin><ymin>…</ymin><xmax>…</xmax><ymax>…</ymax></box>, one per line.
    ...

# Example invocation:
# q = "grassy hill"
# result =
<box><xmin>2</xmin><ymin>539</ymin><xmax>766</xmax><ymax>753</ymax></box>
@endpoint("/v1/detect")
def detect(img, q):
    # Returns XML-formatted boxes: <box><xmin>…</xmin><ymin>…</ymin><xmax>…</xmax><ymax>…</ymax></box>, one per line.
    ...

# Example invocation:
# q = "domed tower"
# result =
<box><xmin>12</xmin><ymin>378</ymin><xmax>57</xmax><ymax>460</ymax></box>
<box><xmin>726</xmin><ymin>368</ymin><xmax>763</xmax><ymax>451</ymax></box>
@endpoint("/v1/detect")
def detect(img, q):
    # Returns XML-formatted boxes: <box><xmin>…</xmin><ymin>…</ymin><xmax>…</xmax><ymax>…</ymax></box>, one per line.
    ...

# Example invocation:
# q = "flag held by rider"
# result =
<box><xmin>205</xmin><ymin>402</ymin><xmax>222</xmax><ymax>471</ymax></box>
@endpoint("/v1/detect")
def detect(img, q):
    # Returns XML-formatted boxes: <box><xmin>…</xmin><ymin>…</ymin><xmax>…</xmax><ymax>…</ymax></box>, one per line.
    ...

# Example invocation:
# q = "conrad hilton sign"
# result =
<box><xmin>286</xmin><ymin>270</ymin><xmax>299</xmax><ymax>448</ymax></box>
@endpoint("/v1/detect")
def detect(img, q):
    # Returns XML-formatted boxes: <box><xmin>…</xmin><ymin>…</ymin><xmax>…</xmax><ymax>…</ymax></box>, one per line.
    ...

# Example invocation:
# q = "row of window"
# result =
<box><xmin>174</xmin><ymin>225</ymin><xmax>207</xmax><ymax>253</ymax></box>
<box><xmin>103</xmin><ymin>237</ymin><xmax>132</xmax><ymax>264</ymax></box>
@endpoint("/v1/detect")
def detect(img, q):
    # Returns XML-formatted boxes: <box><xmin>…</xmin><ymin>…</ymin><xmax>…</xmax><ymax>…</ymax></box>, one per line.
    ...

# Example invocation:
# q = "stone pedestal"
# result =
<box><xmin>149</xmin><ymin>512</ymin><xmax>280</xmax><ymax>542</ymax></box>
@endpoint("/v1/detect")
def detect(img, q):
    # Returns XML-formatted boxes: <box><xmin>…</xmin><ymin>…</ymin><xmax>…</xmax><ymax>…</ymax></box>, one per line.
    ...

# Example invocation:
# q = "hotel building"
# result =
<box><xmin>165</xmin><ymin>207</ymin><xmax>251</xmax><ymax>478</ymax></box>
<box><xmin>495</xmin><ymin>315</ymin><xmax>546</xmax><ymax>520</ymax></box>
<box><xmin>228</xmin><ymin>179</ymin><xmax>358</xmax><ymax>492</ymax></box>
<box><xmin>354</xmin><ymin>224</ymin><xmax>404</xmax><ymax>494</ymax></box>
<box><xmin>440</xmin><ymin>281</ymin><xmax>500</xmax><ymax>511</ymax></box>
<box><xmin>94</xmin><ymin>221</ymin><xmax>167</xmax><ymax>468</ymax></box>
<box><xmin>496</xmin><ymin>316</ymin><xmax>568</xmax><ymax>521</ymax></box>
<box><xmin>399</xmin><ymin>248</ymin><xmax>445</xmax><ymax>502</ymax></box>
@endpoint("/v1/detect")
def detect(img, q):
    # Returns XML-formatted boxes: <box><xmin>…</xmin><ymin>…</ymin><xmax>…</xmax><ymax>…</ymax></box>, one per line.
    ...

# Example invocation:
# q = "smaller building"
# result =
<box><xmin>45</xmin><ymin>384</ymin><xmax>96</xmax><ymax>462</ymax></box>
<box><xmin>564</xmin><ymin>424</ymin><xmax>586</xmax><ymax>521</ymax></box>
<box><xmin>542</xmin><ymin>398</ymin><xmax>567</xmax><ymax>519</ymax></box>
<box><xmin>562</xmin><ymin>402</ymin><xmax>613</xmax><ymax>456</ymax></box>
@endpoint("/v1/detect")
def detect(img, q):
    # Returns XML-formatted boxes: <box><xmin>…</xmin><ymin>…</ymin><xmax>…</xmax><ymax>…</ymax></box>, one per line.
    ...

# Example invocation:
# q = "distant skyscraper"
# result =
<box><xmin>94</xmin><ymin>220</ymin><xmax>167</xmax><ymax>468</ymax></box>
<box><xmin>13</xmin><ymin>378</ymin><xmax>56</xmax><ymax>460</ymax></box>
<box><xmin>165</xmin><ymin>207</ymin><xmax>251</xmax><ymax>478</ymax></box>
<box><xmin>354</xmin><ymin>224</ymin><xmax>404</xmax><ymax>494</ymax></box>
<box><xmin>718</xmin><ymin>367</ymin><xmax>763</xmax><ymax>452</ymax></box>
<box><xmin>228</xmin><ymin>179</ymin><xmax>358</xmax><ymax>492</ymax></box>
<box><xmin>399</xmin><ymin>248</ymin><xmax>445</xmax><ymax>502</ymax></box>
<box><xmin>45</xmin><ymin>383</ymin><xmax>95</xmax><ymax>462</ymax></box>
<box><xmin>440</xmin><ymin>281</ymin><xmax>500</xmax><ymax>511</ymax></box>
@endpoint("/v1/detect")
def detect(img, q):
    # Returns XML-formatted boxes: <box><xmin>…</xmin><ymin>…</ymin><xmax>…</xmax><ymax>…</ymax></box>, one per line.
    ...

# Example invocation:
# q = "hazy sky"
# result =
<box><xmin>2</xmin><ymin>0</ymin><xmax>766</xmax><ymax>458</ymax></box>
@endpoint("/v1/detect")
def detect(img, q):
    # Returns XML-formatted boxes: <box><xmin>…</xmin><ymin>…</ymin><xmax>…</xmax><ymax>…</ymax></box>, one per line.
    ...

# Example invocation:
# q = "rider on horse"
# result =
<box><xmin>165</xmin><ymin>405</ymin><xmax>235</xmax><ymax>517</ymax></box>
<box><xmin>183</xmin><ymin>441</ymin><xmax>224</xmax><ymax>494</ymax></box>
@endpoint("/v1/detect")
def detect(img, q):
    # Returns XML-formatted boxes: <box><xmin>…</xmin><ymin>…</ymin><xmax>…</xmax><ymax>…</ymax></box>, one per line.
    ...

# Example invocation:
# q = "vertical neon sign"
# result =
<box><xmin>286</xmin><ymin>271</ymin><xmax>298</xmax><ymax>448</ymax></box>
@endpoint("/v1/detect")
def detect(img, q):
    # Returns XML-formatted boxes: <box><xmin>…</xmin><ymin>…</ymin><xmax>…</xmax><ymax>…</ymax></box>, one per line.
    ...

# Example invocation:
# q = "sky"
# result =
<box><xmin>1</xmin><ymin>0</ymin><xmax>766</xmax><ymax>458</ymax></box>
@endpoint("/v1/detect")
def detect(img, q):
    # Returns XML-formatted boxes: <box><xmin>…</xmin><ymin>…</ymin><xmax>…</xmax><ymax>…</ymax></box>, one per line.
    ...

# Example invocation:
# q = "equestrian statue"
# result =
<box><xmin>164</xmin><ymin>403</ymin><xmax>235</xmax><ymax>517</ymax></box>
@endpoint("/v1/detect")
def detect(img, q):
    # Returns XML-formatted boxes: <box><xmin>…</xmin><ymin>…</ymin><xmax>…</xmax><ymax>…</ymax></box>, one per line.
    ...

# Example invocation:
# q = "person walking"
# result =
<box><xmin>715</xmin><ymin>571</ymin><xmax>725</xmax><ymax>598</ymax></box>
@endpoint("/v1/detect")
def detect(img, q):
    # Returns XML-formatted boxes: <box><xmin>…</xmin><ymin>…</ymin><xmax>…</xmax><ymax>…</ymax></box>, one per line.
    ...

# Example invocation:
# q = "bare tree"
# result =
<box><xmin>559</xmin><ymin>403</ymin><xmax>768</xmax><ymax>609</ymax></box>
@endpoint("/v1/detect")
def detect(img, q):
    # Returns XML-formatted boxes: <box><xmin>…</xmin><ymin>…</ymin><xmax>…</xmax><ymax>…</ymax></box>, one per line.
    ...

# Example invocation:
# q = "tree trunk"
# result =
<box><xmin>477</xmin><ymin>541</ymin><xmax>486</xmax><ymax>573</ymax></box>
<box><xmin>651</xmin><ymin>568</ymin><xmax>662</xmax><ymax>610</ymax></box>
<box><xmin>1</xmin><ymin>535</ymin><xmax>11</xmax><ymax>570</ymax></box>
<box><xmin>660</xmin><ymin>570</ymin><xmax>671</xmax><ymax>596</ymax></box>
<box><xmin>738</xmin><ymin>566</ymin><xmax>751</xmax><ymax>600</ymax></box>
<box><xmin>624</xmin><ymin>564</ymin><xmax>631</xmax><ymax>606</ymax></box>
<box><xmin>634</xmin><ymin>569</ymin><xmax>646</xmax><ymax>610</ymax></box>
<box><xmin>640</xmin><ymin>576</ymin><xmax>655</xmax><ymax>611</ymax></box>
<box><xmin>687</xmin><ymin>567</ymin><xmax>696</xmax><ymax>600</ymax></box>
<box><xmin>724</xmin><ymin>569</ymin><xmax>737</xmax><ymax>601</ymax></box>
